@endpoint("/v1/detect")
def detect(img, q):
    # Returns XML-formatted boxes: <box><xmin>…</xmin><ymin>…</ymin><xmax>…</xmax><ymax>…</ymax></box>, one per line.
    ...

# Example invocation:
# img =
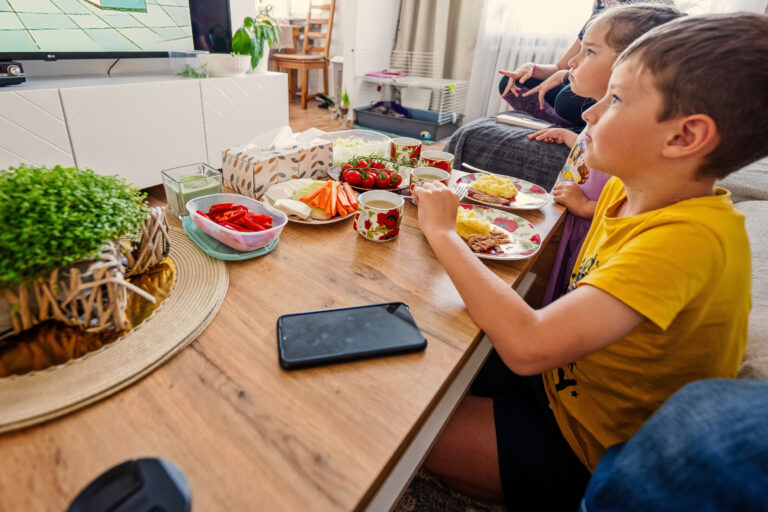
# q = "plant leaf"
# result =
<box><xmin>232</xmin><ymin>27</ymin><xmax>251</xmax><ymax>55</ymax></box>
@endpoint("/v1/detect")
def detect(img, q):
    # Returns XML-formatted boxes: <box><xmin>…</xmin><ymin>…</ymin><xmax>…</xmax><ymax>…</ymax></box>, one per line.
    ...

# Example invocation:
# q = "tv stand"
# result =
<box><xmin>0</xmin><ymin>72</ymin><xmax>288</xmax><ymax>189</ymax></box>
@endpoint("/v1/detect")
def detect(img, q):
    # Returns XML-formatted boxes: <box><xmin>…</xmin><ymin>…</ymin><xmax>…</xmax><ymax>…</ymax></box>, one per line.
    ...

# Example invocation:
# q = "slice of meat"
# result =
<box><xmin>468</xmin><ymin>188</ymin><xmax>511</xmax><ymax>205</ymax></box>
<box><xmin>462</xmin><ymin>231</ymin><xmax>511</xmax><ymax>253</ymax></box>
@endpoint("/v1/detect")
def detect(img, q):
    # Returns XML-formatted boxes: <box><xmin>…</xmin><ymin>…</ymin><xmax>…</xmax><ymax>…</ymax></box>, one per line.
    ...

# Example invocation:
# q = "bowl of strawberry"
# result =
<box><xmin>186</xmin><ymin>193</ymin><xmax>288</xmax><ymax>252</ymax></box>
<box><xmin>330</xmin><ymin>156</ymin><xmax>410</xmax><ymax>192</ymax></box>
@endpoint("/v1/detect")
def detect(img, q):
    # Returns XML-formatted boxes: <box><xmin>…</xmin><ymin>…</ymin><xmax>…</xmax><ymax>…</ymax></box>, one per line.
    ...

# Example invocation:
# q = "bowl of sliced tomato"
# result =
<box><xmin>186</xmin><ymin>193</ymin><xmax>288</xmax><ymax>252</ymax></box>
<box><xmin>328</xmin><ymin>156</ymin><xmax>411</xmax><ymax>192</ymax></box>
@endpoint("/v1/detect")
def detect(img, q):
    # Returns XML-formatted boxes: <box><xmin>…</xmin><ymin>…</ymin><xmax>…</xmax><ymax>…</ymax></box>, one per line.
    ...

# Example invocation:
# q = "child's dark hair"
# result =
<box><xmin>618</xmin><ymin>14</ymin><xmax>768</xmax><ymax>179</ymax></box>
<box><xmin>588</xmin><ymin>3</ymin><xmax>682</xmax><ymax>53</ymax></box>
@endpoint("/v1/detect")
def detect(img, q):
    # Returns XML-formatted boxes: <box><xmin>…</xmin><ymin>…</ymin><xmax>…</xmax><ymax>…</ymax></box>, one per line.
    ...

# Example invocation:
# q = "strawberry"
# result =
<box><xmin>343</xmin><ymin>169</ymin><xmax>362</xmax><ymax>186</ymax></box>
<box><xmin>360</xmin><ymin>171</ymin><xmax>375</xmax><ymax>188</ymax></box>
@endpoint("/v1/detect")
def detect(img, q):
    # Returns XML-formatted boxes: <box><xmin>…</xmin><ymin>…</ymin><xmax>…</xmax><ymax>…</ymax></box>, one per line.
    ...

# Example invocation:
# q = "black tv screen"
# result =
<box><xmin>190</xmin><ymin>0</ymin><xmax>231</xmax><ymax>54</ymax></box>
<box><xmin>0</xmin><ymin>0</ymin><xmax>200</xmax><ymax>60</ymax></box>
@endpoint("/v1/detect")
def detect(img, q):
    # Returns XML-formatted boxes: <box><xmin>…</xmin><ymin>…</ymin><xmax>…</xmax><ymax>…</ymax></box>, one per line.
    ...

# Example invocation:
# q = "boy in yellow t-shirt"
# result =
<box><xmin>413</xmin><ymin>13</ymin><xmax>768</xmax><ymax>512</ymax></box>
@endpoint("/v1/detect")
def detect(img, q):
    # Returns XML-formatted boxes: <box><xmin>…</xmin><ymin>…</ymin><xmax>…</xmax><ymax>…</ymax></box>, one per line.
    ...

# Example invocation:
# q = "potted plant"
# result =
<box><xmin>339</xmin><ymin>89</ymin><xmax>351</xmax><ymax>127</ymax></box>
<box><xmin>232</xmin><ymin>1</ymin><xmax>280</xmax><ymax>75</ymax></box>
<box><xmin>198</xmin><ymin>2</ymin><xmax>279</xmax><ymax>77</ymax></box>
<box><xmin>0</xmin><ymin>165</ymin><xmax>166</xmax><ymax>337</ymax></box>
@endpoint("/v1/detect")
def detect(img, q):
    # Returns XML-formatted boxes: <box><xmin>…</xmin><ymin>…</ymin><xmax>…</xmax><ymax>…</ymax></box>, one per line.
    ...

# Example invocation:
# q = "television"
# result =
<box><xmin>0</xmin><ymin>0</ymin><xmax>230</xmax><ymax>61</ymax></box>
<box><xmin>190</xmin><ymin>0</ymin><xmax>232</xmax><ymax>54</ymax></box>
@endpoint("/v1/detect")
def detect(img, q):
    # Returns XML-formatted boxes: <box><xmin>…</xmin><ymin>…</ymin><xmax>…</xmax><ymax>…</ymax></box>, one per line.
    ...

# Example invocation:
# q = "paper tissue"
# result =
<box><xmin>222</xmin><ymin>126</ymin><xmax>332</xmax><ymax>198</ymax></box>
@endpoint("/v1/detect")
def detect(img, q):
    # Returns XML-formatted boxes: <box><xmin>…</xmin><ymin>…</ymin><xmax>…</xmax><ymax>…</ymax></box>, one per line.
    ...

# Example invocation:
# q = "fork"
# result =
<box><xmin>461</xmin><ymin>161</ymin><xmax>500</xmax><ymax>178</ymax></box>
<box><xmin>454</xmin><ymin>182</ymin><xmax>469</xmax><ymax>201</ymax></box>
<box><xmin>405</xmin><ymin>182</ymin><xmax>468</xmax><ymax>201</ymax></box>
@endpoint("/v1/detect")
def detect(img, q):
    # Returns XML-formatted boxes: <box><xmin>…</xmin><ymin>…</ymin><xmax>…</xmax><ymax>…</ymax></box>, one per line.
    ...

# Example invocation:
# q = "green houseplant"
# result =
<box><xmin>0</xmin><ymin>165</ymin><xmax>148</xmax><ymax>289</ymax></box>
<box><xmin>0</xmin><ymin>165</ymin><xmax>153</xmax><ymax>336</ymax></box>
<box><xmin>232</xmin><ymin>1</ymin><xmax>280</xmax><ymax>71</ymax></box>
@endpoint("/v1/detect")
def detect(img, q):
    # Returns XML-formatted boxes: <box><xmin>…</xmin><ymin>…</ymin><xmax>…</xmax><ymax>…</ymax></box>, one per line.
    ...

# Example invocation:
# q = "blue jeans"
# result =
<box><xmin>581</xmin><ymin>379</ymin><xmax>768</xmax><ymax>512</ymax></box>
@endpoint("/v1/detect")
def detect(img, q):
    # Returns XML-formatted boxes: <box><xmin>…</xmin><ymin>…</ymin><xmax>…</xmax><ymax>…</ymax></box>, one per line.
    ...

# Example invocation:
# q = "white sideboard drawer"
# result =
<box><xmin>60</xmin><ymin>79</ymin><xmax>207</xmax><ymax>189</ymax></box>
<box><xmin>0</xmin><ymin>89</ymin><xmax>74</xmax><ymax>170</ymax></box>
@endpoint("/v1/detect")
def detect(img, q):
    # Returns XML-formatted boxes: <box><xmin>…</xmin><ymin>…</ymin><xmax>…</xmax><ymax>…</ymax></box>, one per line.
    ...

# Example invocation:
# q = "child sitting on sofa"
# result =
<box><xmin>413</xmin><ymin>13</ymin><xmax>768</xmax><ymax>512</ymax></box>
<box><xmin>523</xmin><ymin>3</ymin><xmax>682</xmax><ymax>305</ymax></box>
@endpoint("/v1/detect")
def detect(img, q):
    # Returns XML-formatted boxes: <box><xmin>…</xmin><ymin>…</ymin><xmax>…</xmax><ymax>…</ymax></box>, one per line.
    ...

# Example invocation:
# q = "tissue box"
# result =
<box><xmin>222</xmin><ymin>128</ymin><xmax>332</xmax><ymax>199</ymax></box>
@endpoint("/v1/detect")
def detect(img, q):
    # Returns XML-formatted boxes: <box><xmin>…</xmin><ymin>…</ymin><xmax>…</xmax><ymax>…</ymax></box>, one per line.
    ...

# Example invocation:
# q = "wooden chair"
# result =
<box><xmin>273</xmin><ymin>0</ymin><xmax>336</xmax><ymax>110</ymax></box>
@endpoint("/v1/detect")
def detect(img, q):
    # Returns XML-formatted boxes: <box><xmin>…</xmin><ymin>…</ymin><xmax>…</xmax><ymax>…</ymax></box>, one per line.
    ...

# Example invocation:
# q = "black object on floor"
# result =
<box><xmin>68</xmin><ymin>457</ymin><xmax>191</xmax><ymax>512</ymax></box>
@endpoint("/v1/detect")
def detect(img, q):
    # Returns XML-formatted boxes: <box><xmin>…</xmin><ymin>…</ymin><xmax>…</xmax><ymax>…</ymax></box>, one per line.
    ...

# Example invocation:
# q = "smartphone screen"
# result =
<box><xmin>277</xmin><ymin>302</ymin><xmax>427</xmax><ymax>369</ymax></box>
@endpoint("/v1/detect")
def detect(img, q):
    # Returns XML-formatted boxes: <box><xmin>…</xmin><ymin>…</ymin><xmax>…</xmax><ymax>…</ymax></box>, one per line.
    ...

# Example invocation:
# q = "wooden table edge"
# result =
<box><xmin>356</xmin><ymin>204</ymin><xmax>567</xmax><ymax>510</ymax></box>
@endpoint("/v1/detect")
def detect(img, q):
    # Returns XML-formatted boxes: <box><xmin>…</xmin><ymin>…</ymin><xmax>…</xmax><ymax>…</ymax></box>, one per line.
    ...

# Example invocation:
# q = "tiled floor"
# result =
<box><xmin>0</xmin><ymin>0</ymin><xmax>192</xmax><ymax>53</ymax></box>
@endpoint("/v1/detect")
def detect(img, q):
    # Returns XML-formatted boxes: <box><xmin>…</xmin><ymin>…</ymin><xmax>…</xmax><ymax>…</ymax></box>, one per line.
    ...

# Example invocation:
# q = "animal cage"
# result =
<box><xmin>352</xmin><ymin>50</ymin><xmax>468</xmax><ymax>140</ymax></box>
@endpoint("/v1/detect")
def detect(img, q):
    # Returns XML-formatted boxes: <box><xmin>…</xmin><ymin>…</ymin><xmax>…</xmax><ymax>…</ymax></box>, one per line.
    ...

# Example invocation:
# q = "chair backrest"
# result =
<box><xmin>301</xmin><ymin>0</ymin><xmax>336</xmax><ymax>59</ymax></box>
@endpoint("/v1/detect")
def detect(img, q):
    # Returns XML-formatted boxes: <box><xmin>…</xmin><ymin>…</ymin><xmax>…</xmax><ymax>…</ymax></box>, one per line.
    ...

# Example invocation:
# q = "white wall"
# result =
<box><xmin>341</xmin><ymin>0</ymin><xmax>399</xmax><ymax>113</ymax></box>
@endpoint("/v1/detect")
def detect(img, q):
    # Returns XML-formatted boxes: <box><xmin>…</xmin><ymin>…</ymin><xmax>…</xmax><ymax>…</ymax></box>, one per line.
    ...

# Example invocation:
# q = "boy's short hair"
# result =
<box><xmin>589</xmin><ymin>3</ymin><xmax>682</xmax><ymax>53</ymax></box>
<box><xmin>619</xmin><ymin>14</ymin><xmax>768</xmax><ymax>179</ymax></box>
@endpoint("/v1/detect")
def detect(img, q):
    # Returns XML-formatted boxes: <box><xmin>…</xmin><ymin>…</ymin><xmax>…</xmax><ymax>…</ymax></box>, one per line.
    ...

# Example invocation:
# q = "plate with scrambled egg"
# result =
<box><xmin>456</xmin><ymin>204</ymin><xmax>542</xmax><ymax>260</ymax></box>
<box><xmin>457</xmin><ymin>173</ymin><xmax>549</xmax><ymax>210</ymax></box>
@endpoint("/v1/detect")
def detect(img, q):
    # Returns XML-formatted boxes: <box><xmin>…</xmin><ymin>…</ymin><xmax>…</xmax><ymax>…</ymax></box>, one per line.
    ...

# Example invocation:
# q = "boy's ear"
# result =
<box><xmin>662</xmin><ymin>114</ymin><xmax>720</xmax><ymax>160</ymax></box>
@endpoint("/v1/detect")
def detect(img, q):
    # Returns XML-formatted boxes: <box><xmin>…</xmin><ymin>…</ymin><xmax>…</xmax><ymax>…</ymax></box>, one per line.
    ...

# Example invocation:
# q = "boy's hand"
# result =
<box><xmin>552</xmin><ymin>182</ymin><xmax>594</xmax><ymax>218</ymax></box>
<box><xmin>414</xmin><ymin>182</ymin><xmax>460</xmax><ymax>240</ymax></box>
<box><xmin>527</xmin><ymin>128</ymin><xmax>577</xmax><ymax>148</ymax></box>
<box><xmin>498</xmin><ymin>64</ymin><xmax>535</xmax><ymax>97</ymax></box>
<box><xmin>522</xmin><ymin>69</ymin><xmax>568</xmax><ymax>108</ymax></box>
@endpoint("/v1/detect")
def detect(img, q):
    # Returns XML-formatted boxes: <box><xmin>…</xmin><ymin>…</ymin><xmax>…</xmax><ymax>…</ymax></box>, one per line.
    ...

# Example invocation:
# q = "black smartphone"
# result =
<box><xmin>277</xmin><ymin>302</ymin><xmax>427</xmax><ymax>370</ymax></box>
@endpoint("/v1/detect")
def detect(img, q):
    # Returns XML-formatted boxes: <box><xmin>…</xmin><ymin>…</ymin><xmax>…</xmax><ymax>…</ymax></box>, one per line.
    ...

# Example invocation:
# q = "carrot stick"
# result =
<box><xmin>300</xmin><ymin>185</ymin><xmax>324</xmax><ymax>202</ymax></box>
<box><xmin>342</xmin><ymin>182</ymin><xmax>358</xmax><ymax>208</ymax></box>
<box><xmin>330</xmin><ymin>182</ymin><xmax>338</xmax><ymax>217</ymax></box>
<box><xmin>309</xmin><ymin>183</ymin><xmax>330</xmax><ymax>208</ymax></box>
<box><xmin>337</xmin><ymin>182</ymin><xmax>351</xmax><ymax>208</ymax></box>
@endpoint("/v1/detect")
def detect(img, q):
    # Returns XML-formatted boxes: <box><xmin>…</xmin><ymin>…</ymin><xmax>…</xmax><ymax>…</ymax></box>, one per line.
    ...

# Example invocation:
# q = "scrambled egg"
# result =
<box><xmin>456</xmin><ymin>208</ymin><xmax>491</xmax><ymax>238</ymax></box>
<box><xmin>470</xmin><ymin>175</ymin><xmax>519</xmax><ymax>199</ymax></box>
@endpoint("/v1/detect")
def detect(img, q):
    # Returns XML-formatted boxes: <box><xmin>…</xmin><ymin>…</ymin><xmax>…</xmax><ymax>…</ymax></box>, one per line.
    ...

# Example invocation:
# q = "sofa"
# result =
<box><xmin>725</xmin><ymin>157</ymin><xmax>768</xmax><ymax>379</ymax></box>
<box><xmin>446</xmin><ymin>111</ymin><xmax>571</xmax><ymax>190</ymax></box>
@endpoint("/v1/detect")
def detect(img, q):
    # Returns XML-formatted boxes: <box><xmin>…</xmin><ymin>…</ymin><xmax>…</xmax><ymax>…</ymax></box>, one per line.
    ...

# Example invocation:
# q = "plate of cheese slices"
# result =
<box><xmin>262</xmin><ymin>179</ymin><xmax>358</xmax><ymax>224</ymax></box>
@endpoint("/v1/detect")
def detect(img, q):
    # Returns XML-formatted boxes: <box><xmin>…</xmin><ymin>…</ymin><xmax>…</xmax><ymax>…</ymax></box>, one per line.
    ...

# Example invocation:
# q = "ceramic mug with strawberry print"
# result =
<box><xmin>353</xmin><ymin>190</ymin><xmax>404</xmax><ymax>242</ymax></box>
<box><xmin>420</xmin><ymin>150</ymin><xmax>454</xmax><ymax>173</ymax></box>
<box><xmin>390</xmin><ymin>137</ymin><xmax>422</xmax><ymax>166</ymax></box>
<box><xmin>409</xmin><ymin>167</ymin><xmax>450</xmax><ymax>205</ymax></box>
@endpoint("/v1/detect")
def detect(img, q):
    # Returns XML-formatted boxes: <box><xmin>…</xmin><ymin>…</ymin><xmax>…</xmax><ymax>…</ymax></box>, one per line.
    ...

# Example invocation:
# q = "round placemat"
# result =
<box><xmin>0</xmin><ymin>227</ymin><xmax>228</xmax><ymax>433</ymax></box>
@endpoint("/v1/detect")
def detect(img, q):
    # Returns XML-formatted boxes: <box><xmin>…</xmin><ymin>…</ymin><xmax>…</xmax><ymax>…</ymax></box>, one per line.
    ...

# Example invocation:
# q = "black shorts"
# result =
<box><xmin>470</xmin><ymin>351</ymin><xmax>591</xmax><ymax>512</ymax></box>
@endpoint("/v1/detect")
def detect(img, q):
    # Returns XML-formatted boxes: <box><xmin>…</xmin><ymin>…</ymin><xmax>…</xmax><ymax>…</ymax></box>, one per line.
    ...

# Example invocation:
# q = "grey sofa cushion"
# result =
<box><xmin>717</xmin><ymin>157</ymin><xmax>768</xmax><ymax>203</ymax></box>
<box><xmin>736</xmin><ymin>200</ymin><xmax>768</xmax><ymax>379</ymax></box>
<box><xmin>446</xmin><ymin>112</ymin><xmax>571</xmax><ymax>190</ymax></box>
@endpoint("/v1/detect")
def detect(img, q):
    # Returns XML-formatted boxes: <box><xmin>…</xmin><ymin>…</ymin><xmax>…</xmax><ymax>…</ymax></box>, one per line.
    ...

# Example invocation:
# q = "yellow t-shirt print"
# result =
<box><xmin>543</xmin><ymin>177</ymin><xmax>751</xmax><ymax>471</ymax></box>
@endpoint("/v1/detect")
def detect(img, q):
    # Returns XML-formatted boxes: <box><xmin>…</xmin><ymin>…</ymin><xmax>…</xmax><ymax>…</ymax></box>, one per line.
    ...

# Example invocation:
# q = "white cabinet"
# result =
<box><xmin>60</xmin><ymin>80</ymin><xmax>207</xmax><ymax>189</ymax></box>
<box><xmin>201</xmin><ymin>74</ymin><xmax>288</xmax><ymax>168</ymax></box>
<box><xmin>0</xmin><ymin>89</ymin><xmax>74</xmax><ymax>170</ymax></box>
<box><xmin>0</xmin><ymin>72</ymin><xmax>288</xmax><ymax>189</ymax></box>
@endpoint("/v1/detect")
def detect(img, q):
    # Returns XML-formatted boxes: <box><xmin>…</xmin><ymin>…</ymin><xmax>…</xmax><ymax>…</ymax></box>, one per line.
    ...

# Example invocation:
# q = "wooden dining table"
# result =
<box><xmin>0</xmin><ymin>176</ymin><xmax>565</xmax><ymax>511</ymax></box>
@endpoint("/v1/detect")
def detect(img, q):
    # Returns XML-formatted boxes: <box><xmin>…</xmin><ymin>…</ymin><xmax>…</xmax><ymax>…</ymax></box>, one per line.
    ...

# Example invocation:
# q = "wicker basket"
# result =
<box><xmin>1</xmin><ymin>207</ymin><xmax>169</xmax><ymax>337</ymax></box>
<box><xmin>122</xmin><ymin>206</ymin><xmax>170</xmax><ymax>277</ymax></box>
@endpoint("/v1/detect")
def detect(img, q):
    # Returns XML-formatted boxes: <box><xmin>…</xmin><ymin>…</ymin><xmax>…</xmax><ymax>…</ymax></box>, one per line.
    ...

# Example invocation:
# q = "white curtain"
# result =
<box><xmin>393</xmin><ymin>0</ymin><xmax>482</xmax><ymax>80</ymax></box>
<box><xmin>464</xmin><ymin>0</ymin><xmax>593</xmax><ymax>122</ymax></box>
<box><xmin>678</xmin><ymin>0</ymin><xmax>768</xmax><ymax>13</ymax></box>
<box><xmin>464</xmin><ymin>0</ymin><xmax>768</xmax><ymax>123</ymax></box>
